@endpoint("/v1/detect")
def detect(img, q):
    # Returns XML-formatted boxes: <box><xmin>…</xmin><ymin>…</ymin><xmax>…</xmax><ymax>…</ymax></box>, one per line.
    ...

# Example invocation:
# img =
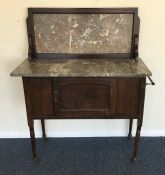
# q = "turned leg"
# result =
<box><xmin>128</xmin><ymin>119</ymin><xmax>133</xmax><ymax>139</ymax></box>
<box><xmin>131</xmin><ymin>119</ymin><xmax>142</xmax><ymax>161</ymax></box>
<box><xmin>29</xmin><ymin>125</ymin><xmax>38</xmax><ymax>161</ymax></box>
<box><xmin>41</xmin><ymin>119</ymin><xmax>47</xmax><ymax>141</ymax></box>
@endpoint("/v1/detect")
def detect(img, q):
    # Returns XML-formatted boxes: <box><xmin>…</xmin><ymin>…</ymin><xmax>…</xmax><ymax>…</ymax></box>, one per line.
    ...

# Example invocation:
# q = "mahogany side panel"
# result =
<box><xmin>116</xmin><ymin>78</ymin><xmax>141</xmax><ymax>116</ymax></box>
<box><xmin>23</xmin><ymin>77</ymin><xmax>54</xmax><ymax>118</ymax></box>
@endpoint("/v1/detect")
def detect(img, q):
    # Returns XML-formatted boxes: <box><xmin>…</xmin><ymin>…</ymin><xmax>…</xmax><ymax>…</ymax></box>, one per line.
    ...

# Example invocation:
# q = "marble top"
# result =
<box><xmin>10</xmin><ymin>58</ymin><xmax>152</xmax><ymax>77</ymax></box>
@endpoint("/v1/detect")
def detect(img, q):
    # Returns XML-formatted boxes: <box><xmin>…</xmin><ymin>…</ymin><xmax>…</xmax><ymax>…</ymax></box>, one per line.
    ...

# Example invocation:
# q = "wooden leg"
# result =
<box><xmin>41</xmin><ymin>119</ymin><xmax>47</xmax><ymax>141</ymax></box>
<box><xmin>29</xmin><ymin>126</ymin><xmax>38</xmax><ymax>161</ymax></box>
<box><xmin>131</xmin><ymin>119</ymin><xmax>142</xmax><ymax>161</ymax></box>
<box><xmin>128</xmin><ymin>119</ymin><xmax>133</xmax><ymax>139</ymax></box>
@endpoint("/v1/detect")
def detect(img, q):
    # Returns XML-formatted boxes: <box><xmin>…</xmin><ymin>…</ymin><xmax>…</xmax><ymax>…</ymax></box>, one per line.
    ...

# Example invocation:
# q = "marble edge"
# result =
<box><xmin>139</xmin><ymin>58</ymin><xmax>152</xmax><ymax>76</ymax></box>
<box><xmin>10</xmin><ymin>74</ymin><xmax>152</xmax><ymax>78</ymax></box>
<box><xmin>10</xmin><ymin>59</ymin><xmax>26</xmax><ymax>77</ymax></box>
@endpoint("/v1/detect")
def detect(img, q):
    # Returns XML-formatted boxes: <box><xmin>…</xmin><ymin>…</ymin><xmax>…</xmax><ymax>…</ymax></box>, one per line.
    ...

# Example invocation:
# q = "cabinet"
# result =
<box><xmin>23</xmin><ymin>77</ymin><xmax>145</xmax><ymax>120</ymax></box>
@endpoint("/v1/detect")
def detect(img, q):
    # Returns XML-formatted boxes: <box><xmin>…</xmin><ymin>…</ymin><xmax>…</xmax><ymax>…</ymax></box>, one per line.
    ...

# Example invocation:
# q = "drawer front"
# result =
<box><xmin>53</xmin><ymin>78</ymin><xmax>116</xmax><ymax>118</ymax></box>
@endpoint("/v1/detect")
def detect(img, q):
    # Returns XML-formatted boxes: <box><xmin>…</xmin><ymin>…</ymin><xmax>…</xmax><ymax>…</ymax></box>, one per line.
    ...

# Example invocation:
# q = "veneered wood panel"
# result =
<box><xmin>117</xmin><ymin>78</ymin><xmax>141</xmax><ymax>116</ymax></box>
<box><xmin>60</xmin><ymin>84</ymin><xmax>109</xmax><ymax>111</ymax></box>
<box><xmin>53</xmin><ymin>78</ymin><xmax>117</xmax><ymax>118</ymax></box>
<box><xmin>23</xmin><ymin>78</ymin><xmax>53</xmax><ymax>118</ymax></box>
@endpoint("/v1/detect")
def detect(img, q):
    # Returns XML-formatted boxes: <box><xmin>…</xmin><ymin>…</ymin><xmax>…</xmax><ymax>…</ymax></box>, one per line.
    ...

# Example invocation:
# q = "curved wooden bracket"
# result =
<box><xmin>28</xmin><ymin>36</ymin><xmax>33</xmax><ymax>61</ymax></box>
<box><xmin>134</xmin><ymin>34</ymin><xmax>139</xmax><ymax>61</ymax></box>
<box><xmin>26</xmin><ymin>17</ymin><xmax>33</xmax><ymax>61</ymax></box>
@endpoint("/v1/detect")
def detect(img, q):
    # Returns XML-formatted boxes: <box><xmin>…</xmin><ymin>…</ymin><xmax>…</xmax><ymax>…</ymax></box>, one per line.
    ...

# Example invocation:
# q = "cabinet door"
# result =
<box><xmin>23</xmin><ymin>78</ymin><xmax>54</xmax><ymax>118</ymax></box>
<box><xmin>53</xmin><ymin>78</ymin><xmax>116</xmax><ymax>118</ymax></box>
<box><xmin>116</xmin><ymin>78</ymin><xmax>144</xmax><ymax>116</ymax></box>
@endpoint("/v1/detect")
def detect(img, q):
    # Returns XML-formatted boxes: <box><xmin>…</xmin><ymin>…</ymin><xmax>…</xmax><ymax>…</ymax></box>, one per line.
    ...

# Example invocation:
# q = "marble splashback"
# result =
<box><xmin>33</xmin><ymin>14</ymin><xmax>133</xmax><ymax>54</ymax></box>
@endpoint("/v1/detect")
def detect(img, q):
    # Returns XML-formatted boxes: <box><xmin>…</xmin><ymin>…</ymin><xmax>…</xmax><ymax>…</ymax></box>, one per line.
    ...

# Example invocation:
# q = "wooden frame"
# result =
<box><xmin>26</xmin><ymin>8</ymin><xmax>140</xmax><ymax>61</ymax></box>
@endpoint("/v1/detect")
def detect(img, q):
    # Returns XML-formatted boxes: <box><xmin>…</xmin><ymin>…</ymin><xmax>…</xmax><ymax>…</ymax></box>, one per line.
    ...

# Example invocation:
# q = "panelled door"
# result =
<box><xmin>53</xmin><ymin>78</ymin><xmax>117</xmax><ymax>118</ymax></box>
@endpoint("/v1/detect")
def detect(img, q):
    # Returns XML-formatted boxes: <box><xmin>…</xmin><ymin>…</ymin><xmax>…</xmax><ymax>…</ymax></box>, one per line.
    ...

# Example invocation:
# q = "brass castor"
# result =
<box><xmin>131</xmin><ymin>156</ymin><xmax>137</xmax><ymax>162</ymax></box>
<box><xmin>42</xmin><ymin>135</ymin><xmax>48</xmax><ymax>142</ymax></box>
<box><xmin>33</xmin><ymin>156</ymin><xmax>40</xmax><ymax>164</ymax></box>
<box><xmin>128</xmin><ymin>133</ymin><xmax>132</xmax><ymax>140</ymax></box>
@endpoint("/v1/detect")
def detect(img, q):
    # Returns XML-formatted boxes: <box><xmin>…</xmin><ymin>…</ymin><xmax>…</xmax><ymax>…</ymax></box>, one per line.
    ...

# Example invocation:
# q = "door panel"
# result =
<box><xmin>60</xmin><ymin>84</ymin><xmax>109</xmax><ymax>111</ymax></box>
<box><xmin>53</xmin><ymin>78</ymin><xmax>116</xmax><ymax>118</ymax></box>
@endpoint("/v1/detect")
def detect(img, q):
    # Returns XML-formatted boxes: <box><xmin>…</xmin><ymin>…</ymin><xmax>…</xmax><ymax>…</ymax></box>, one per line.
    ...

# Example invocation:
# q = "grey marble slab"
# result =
<box><xmin>11</xmin><ymin>58</ymin><xmax>152</xmax><ymax>77</ymax></box>
<box><xmin>33</xmin><ymin>14</ymin><xmax>133</xmax><ymax>54</ymax></box>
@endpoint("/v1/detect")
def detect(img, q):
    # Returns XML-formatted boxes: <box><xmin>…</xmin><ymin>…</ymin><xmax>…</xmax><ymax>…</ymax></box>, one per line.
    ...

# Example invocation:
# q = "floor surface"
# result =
<box><xmin>0</xmin><ymin>137</ymin><xmax>165</xmax><ymax>175</ymax></box>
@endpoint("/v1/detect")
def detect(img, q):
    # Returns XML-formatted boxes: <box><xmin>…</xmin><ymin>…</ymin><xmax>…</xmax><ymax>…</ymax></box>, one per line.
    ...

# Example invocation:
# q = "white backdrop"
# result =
<box><xmin>0</xmin><ymin>0</ymin><xmax>165</xmax><ymax>138</ymax></box>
